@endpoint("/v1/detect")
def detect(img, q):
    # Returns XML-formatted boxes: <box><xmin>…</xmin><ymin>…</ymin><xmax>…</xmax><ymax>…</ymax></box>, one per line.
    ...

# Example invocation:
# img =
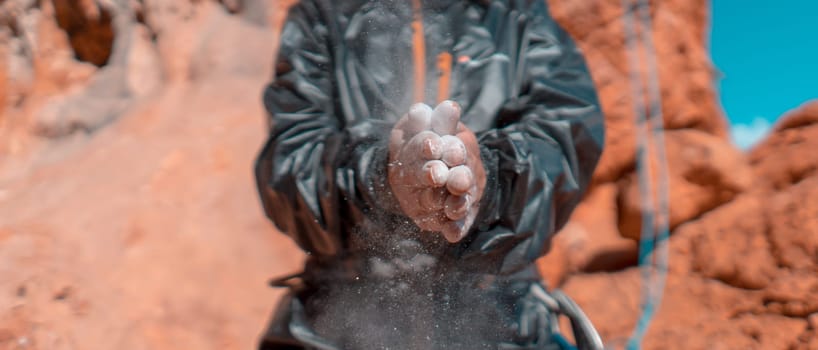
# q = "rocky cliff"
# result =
<box><xmin>0</xmin><ymin>0</ymin><xmax>815</xmax><ymax>349</ymax></box>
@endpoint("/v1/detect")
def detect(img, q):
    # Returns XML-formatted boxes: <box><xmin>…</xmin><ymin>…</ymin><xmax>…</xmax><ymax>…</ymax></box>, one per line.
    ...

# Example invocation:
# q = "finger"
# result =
<box><xmin>441</xmin><ymin>220</ymin><xmax>467</xmax><ymax>243</ymax></box>
<box><xmin>446</xmin><ymin>165</ymin><xmax>474</xmax><ymax>196</ymax></box>
<box><xmin>444</xmin><ymin>194</ymin><xmax>470</xmax><ymax>221</ymax></box>
<box><xmin>419</xmin><ymin>187</ymin><xmax>447</xmax><ymax>211</ymax></box>
<box><xmin>421</xmin><ymin>133</ymin><xmax>443</xmax><ymax>160</ymax></box>
<box><xmin>440</xmin><ymin>135</ymin><xmax>467</xmax><ymax>167</ymax></box>
<box><xmin>421</xmin><ymin>160</ymin><xmax>449</xmax><ymax>187</ymax></box>
<box><xmin>392</xmin><ymin>132</ymin><xmax>444</xmax><ymax>187</ymax></box>
<box><xmin>431</xmin><ymin>100</ymin><xmax>461</xmax><ymax>135</ymax></box>
<box><xmin>393</xmin><ymin>112</ymin><xmax>409</xmax><ymax>131</ymax></box>
<box><xmin>456</xmin><ymin>125</ymin><xmax>478</xmax><ymax>147</ymax></box>
<box><xmin>405</xmin><ymin>131</ymin><xmax>443</xmax><ymax>158</ymax></box>
<box><xmin>405</xmin><ymin>103</ymin><xmax>433</xmax><ymax>135</ymax></box>
<box><xmin>389</xmin><ymin>128</ymin><xmax>405</xmax><ymax>158</ymax></box>
<box><xmin>455</xmin><ymin>121</ymin><xmax>468</xmax><ymax>134</ymax></box>
<box><xmin>390</xmin><ymin>109</ymin><xmax>414</xmax><ymax>154</ymax></box>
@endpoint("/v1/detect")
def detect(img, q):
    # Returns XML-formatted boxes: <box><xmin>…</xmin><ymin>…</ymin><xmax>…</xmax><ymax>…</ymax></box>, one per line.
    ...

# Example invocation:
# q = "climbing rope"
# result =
<box><xmin>620</xmin><ymin>0</ymin><xmax>671</xmax><ymax>348</ymax></box>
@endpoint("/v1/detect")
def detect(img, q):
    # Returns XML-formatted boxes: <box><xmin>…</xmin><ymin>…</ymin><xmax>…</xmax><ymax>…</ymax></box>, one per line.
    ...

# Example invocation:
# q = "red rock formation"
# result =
<box><xmin>544</xmin><ymin>2</ymin><xmax>818</xmax><ymax>348</ymax></box>
<box><xmin>561</xmin><ymin>106</ymin><xmax>818</xmax><ymax>349</ymax></box>
<box><xmin>616</xmin><ymin>129</ymin><xmax>753</xmax><ymax>239</ymax></box>
<box><xmin>547</xmin><ymin>0</ymin><xmax>729</xmax><ymax>183</ymax></box>
<box><xmin>538</xmin><ymin>183</ymin><xmax>637</xmax><ymax>286</ymax></box>
<box><xmin>750</xmin><ymin>101</ymin><xmax>818</xmax><ymax>191</ymax></box>
<box><xmin>539</xmin><ymin>0</ymin><xmax>742</xmax><ymax>286</ymax></box>
<box><xmin>0</xmin><ymin>1</ymin><xmax>302</xmax><ymax>349</ymax></box>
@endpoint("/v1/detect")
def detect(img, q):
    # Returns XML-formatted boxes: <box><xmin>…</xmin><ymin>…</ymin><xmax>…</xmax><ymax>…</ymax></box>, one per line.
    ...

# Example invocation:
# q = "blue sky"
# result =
<box><xmin>711</xmin><ymin>0</ymin><xmax>818</xmax><ymax>149</ymax></box>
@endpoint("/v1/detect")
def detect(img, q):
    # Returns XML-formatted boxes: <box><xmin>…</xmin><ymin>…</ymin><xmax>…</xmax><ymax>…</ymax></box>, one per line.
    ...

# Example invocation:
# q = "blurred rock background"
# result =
<box><xmin>0</xmin><ymin>0</ymin><xmax>815</xmax><ymax>349</ymax></box>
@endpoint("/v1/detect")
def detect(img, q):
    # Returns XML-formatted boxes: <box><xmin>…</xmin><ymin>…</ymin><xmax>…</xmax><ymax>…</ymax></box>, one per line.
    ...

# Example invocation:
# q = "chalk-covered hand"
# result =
<box><xmin>388</xmin><ymin>100</ymin><xmax>486</xmax><ymax>243</ymax></box>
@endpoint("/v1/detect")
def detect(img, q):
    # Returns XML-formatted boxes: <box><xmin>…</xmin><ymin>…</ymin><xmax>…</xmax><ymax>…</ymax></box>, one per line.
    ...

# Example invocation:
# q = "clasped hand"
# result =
<box><xmin>388</xmin><ymin>101</ymin><xmax>486</xmax><ymax>243</ymax></box>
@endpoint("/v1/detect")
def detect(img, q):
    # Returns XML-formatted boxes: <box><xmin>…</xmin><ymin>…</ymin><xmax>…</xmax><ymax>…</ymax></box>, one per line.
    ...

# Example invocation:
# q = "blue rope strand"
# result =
<box><xmin>620</xmin><ymin>0</ymin><xmax>671</xmax><ymax>348</ymax></box>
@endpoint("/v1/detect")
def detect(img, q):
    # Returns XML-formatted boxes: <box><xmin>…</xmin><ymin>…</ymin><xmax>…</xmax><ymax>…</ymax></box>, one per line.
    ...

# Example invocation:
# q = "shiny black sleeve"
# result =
<box><xmin>255</xmin><ymin>3</ymin><xmax>397</xmax><ymax>257</ymax></box>
<box><xmin>459</xmin><ymin>0</ymin><xmax>605</xmax><ymax>274</ymax></box>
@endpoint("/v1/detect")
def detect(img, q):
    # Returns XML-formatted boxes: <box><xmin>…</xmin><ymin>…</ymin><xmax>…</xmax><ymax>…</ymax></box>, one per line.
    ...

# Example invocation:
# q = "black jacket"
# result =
<box><xmin>255</xmin><ymin>0</ymin><xmax>604</xmax><ymax>276</ymax></box>
<box><xmin>254</xmin><ymin>1</ymin><xmax>605</xmax><ymax>348</ymax></box>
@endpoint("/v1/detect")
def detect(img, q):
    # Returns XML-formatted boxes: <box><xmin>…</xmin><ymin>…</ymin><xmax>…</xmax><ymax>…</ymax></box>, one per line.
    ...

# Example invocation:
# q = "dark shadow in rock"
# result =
<box><xmin>53</xmin><ymin>0</ymin><xmax>115</xmax><ymax>67</ymax></box>
<box><xmin>582</xmin><ymin>247</ymin><xmax>639</xmax><ymax>273</ymax></box>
